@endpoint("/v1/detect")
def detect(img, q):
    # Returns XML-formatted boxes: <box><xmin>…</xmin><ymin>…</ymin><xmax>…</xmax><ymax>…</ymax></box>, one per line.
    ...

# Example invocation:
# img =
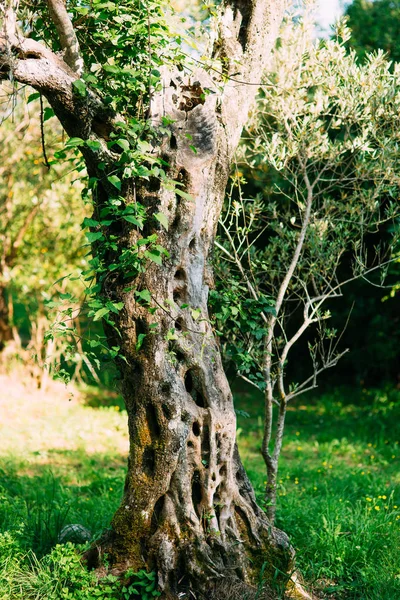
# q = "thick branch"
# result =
<box><xmin>217</xmin><ymin>0</ymin><xmax>285</xmax><ymax>78</ymax></box>
<box><xmin>0</xmin><ymin>11</ymin><xmax>118</xmax><ymax>153</ymax></box>
<box><xmin>46</xmin><ymin>0</ymin><xmax>84</xmax><ymax>75</ymax></box>
<box><xmin>213</xmin><ymin>0</ymin><xmax>286</xmax><ymax>155</ymax></box>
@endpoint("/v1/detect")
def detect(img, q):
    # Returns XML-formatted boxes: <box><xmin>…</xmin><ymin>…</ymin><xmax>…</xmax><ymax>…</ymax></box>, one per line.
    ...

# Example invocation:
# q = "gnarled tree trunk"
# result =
<box><xmin>1</xmin><ymin>1</ymin><xmax>295</xmax><ymax>596</ymax></box>
<box><xmin>90</xmin><ymin>69</ymin><xmax>293</xmax><ymax>595</ymax></box>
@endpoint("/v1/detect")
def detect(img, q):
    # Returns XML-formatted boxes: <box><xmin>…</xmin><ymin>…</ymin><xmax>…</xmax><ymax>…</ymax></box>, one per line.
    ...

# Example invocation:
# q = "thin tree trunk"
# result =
<box><xmin>0</xmin><ymin>284</ymin><xmax>14</xmax><ymax>350</ymax></box>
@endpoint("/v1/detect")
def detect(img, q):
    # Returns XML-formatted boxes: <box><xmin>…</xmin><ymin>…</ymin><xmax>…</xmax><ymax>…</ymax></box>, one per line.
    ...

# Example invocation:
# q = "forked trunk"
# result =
<box><xmin>85</xmin><ymin>72</ymin><xmax>292</xmax><ymax>596</ymax></box>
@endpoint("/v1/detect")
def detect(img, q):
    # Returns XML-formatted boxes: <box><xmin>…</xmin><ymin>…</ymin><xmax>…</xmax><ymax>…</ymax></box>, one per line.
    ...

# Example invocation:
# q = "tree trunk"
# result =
<box><xmin>0</xmin><ymin>283</ymin><xmax>14</xmax><ymax>350</ymax></box>
<box><xmin>83</xmin><ymin>71</ymin><xmax>292</xmax><ymax>595</ymax></box>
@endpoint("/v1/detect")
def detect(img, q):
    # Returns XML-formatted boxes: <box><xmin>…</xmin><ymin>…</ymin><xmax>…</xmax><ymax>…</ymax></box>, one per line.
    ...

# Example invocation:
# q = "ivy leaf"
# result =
<box><xmin>154</xmin><ymin>212</ymin><xmax>168</xmax><ymax>231</ymax></box>
<box><xmin>66</xmin><ymin>137</ymin><xmax>85</xmax><ymax>148</ymax></box>
<box><xmin>43</xmin><ymin>107</ymin><xmax>55</xmax><ymax>121</ymax></box>
<box><xmin>86</xmin><ymin>139</ymin><xmax>102</xmax><ymax>151</ymax></box>
<box><xmin>72</xmin><ymin>79</ymin><xmax>87</xmax><ymax>97</ymax></box>
<box><xmin>93</xmin><ymin>307</ymin><xmax>110</xmax><ymax>321</ymax></box>
<box><xmin>85</xmin><ymin>231</ymin><xmax>104</xmax><ymax>242</ymax></box>
<box><xmin>136</xmin><ymin>289</ymin><xmax>151</xmax><ymax>303</ymax></box>
<box><xmin>108</xmin><ymin>301</ymin><xmax>124</xmax><ymax>314</ymax></box>
<box><xmin>145</xmin><ymin>250</ymin><xmax>162</xmax><ymax>265</ymax></box>
<box><xmin>136</xmin><ymin>333</ymin><xmax>146</xmax><ymax>350</ymax></box>
<box><xmin>82</xmin><ymin>217</ymin><xmax>100</xmax><ymax>228</ymax></box>
<box><xmin>175</xmin><ymin>188</ymin><xmax>194</xmax><ymax>202</ymax></box>
<box><xmin>191</xmin><ymin>308</ymin><xmax>201</xmax><ymax>320</ymax></box>
<box><xmin>107</xmin><ymin>175</ymin><xmax>122</xmax><ymax>190</ymax></box>
<box><xmin>123</xmin><ymin>215</ymin><xmax>142</xmax><ymax>227</ymax></box>
<box><xmin>27</xmin><ymin>92</ymin><xmax>40</xmax><ymax>104</ymax></box>
<box><xmin>115</xmin><ymin>138</ymin><xmax>130</xmax><ymax>151</ymax></box>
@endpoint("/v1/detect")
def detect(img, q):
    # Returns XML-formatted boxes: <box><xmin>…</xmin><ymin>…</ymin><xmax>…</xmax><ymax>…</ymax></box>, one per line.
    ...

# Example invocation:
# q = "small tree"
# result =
<box><xmin>212</xmin><ymin>16</ymin><xmax>400</xmax><ymax>522</ymax></box>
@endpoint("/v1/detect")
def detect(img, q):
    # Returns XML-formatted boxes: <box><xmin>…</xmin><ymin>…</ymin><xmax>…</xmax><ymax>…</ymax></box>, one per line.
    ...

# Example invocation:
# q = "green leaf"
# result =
<box><xmin>108</xmin><ymin>301</ymin><xmax>124</xmax><ymax>314</ymax></box>
<box><xmin>93</xmin><ymin>307</ymin><xmax>110</xmax><ymax>321</ymax></box>
<box><xmin>136</xmin><ymin>333</ymin><xmax>146</xmax><ymax>350</ymax></box>
<box><xmin>154</xmin><ymin>212</ymin><xmax>168</xmax><ymax>231</ymax></box>
<box><xmin>82</xmin><ymin>217</ymin><xmax>100</xmax><ymax>228</ymax></box>
<box><xmin>89</xmin><ymin>340</ymin><xmax>102</xmax><ymax>348</ymax></box>
<box><xmin>145</xmin><ymin>250</ymin><xmax>162</xmax><ymax>265</ymax></box>
<box><xmin>191</xmin><ymin>308</ymin><xmax>201</xmax><ymax>320</ymax></box>
<box><xmin>66</xmin><ymin>137</ymin><xmax>85</xmax><ymax>148</ymax></box>
<box><xmin>107</xmin><ymin>175</ymin><xmax>122</xmax><ymax>190</ymax></box>
<box><xmin>115</xmin><ymin>138</ymin><xmax>130</xmax><ymax>151</ymax></box>
<box><xmin>86</xmin><ymin>231</ymin><xmax>104</xmax><ymax>243</ymax></box>
<box><xmin>27</xmin><ymin>92</ymin><xmax>40</xmax><ymax>104</ymax></box>
<box><xmin>175</xmin><ymin>188</ymin><xmax>194</xmax><ymax>201</ymax></box>
<box><xmin>136</xmin><ymin>289</ymin><xmax>151</xmax><ymax>303</ymax></box>
<box><xmin>72</xmin><ymin>79</ymin><xmax>87</xmax><ymax>97</ymax></box>
<box><xmin>123</xmin><ymin>215</ymin><xmax>142</xmax><ymax>227</ymax></box>
<box><xmin>43</xmin><ymin>107</ymin><xmax>55</xmax><ymax>121</ymax></box>
<box><xmin>86</xmin><ymin>139</ymin><xmax>102</xmax><ymax>151</ymax></box>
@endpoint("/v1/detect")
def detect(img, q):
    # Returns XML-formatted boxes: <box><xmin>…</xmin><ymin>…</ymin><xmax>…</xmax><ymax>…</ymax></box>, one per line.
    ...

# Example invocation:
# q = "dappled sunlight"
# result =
<box><xmin>0</xmin><ymin>375</ymin><xmax>129</xmax><ymax>458</ymax></box>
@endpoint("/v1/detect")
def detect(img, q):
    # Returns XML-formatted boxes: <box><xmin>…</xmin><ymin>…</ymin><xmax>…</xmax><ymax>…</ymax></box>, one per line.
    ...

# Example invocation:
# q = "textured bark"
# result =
<box><xmin>84</xmin><ymin>68</ymin><xmax>293</xmax><ymax>596</ymax></box>
<box><xmin>0</xmin><ymin>1</ymin><xmax>295</xmax><ymax>596</ymax></box>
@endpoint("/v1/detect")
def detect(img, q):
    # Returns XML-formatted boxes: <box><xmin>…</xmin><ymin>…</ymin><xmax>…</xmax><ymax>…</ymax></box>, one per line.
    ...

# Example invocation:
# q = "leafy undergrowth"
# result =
<box><xmin>0</xmin><ymin>375</ymin><xmax>399</xmax><ymax>599</ymax></box>
<box><xmin>236</xmin><ymin>385</ymin><xmax>400</xmax><ymax>600</ymax></box>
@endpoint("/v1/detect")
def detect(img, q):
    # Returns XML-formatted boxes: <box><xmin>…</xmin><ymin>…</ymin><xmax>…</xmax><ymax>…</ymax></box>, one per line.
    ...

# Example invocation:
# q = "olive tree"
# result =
<box><xmin>212</xmin><ymin>16</ymin><xmax>400</xmax><ymax>522</ymax></box>
<box><xmin>0</xmin><ymin>0</ymin><xmax>297</xmax><ymax>597</ymax></box>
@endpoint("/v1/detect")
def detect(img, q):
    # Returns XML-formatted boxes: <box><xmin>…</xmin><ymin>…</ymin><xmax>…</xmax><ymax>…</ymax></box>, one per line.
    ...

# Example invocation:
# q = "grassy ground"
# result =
<box><xmin>237</xmin><ymin>385</ymin><xmax>400</xmax><ymax>600</ymax></box>
<box><xmin>0</xmin><ymin>375</ymin><xmax>399</xmax><ymax>599</ymax></box>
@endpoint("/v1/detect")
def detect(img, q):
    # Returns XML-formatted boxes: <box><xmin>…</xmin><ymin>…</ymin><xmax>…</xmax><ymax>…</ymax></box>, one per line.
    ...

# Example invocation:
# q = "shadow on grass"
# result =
<box><xmin>78</xmin><ymin>385</ymin><xmax>125</xmax><ymax>410</ymax></box>
<box><xmin>234</xmin><ymin>384</ymin><xmax>400</xmax><ymax>445</ymax></box>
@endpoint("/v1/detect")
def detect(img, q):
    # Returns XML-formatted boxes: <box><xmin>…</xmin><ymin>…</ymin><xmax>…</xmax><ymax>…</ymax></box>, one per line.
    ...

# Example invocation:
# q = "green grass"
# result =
<box><xmin>236</xmin><ymin>385</ymin><xmax>400</xmax><ymax>599</ymax></box>
<box><xmin>0</xmin><ymin>375</ymin><xmax>399</xmax><ymax>599</ymax></box>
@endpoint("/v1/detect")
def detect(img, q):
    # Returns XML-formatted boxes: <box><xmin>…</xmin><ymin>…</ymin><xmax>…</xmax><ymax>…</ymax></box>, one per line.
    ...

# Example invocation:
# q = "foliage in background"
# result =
<box><xmin>0</xmin><ymin>92</ymin><xmax>94</xmax><ymax>385</ymax></box>
<box><xmin>345</xmin><ymin>0</ymin><xmax>400</xmax><ymax>64</ymax></box>
<box><xmin>345</xmin><ymin>0</ymin><xmax>400</xmax><ymax>321</ymax></box>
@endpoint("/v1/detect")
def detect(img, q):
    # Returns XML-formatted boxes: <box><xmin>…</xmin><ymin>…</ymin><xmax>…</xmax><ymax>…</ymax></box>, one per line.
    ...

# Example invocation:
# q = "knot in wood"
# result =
<box><xmin>172</xmin><ymin>81</ymin><xmax>205</xmax><ymax>113</ymax></box>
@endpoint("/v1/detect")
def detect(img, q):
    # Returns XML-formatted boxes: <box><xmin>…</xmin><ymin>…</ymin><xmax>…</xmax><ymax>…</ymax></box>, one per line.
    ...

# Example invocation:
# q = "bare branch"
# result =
<box><xmin>286</xmin><ymin>349</ymin><xmax>349</xmax><ymax>402</ymax></box>
<box><xmin>274</xmin><ymin>163</ymin><xmax>314</xmax><ymax>319</ymax></box>
<box><xmin>46</xmin><ymin>0</ymin><xmax>84</xmax><ymax>76</ymax></box>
